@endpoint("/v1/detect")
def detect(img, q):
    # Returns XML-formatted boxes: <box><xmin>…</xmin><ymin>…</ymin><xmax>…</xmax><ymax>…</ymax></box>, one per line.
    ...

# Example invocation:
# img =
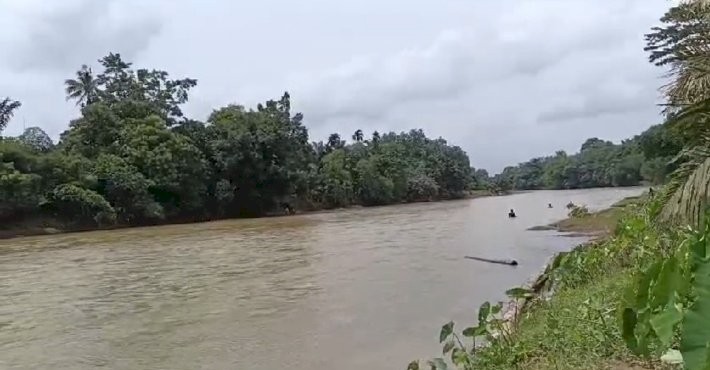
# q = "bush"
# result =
<box><xmin>568</xmin><ymin>205</ymin><xmax>590</xmax><ymax>218</ymax></box>
<box><xmin>50</xmin><ymin>184</ymin><xmax>116</xmax><ymax>227</ymax></box>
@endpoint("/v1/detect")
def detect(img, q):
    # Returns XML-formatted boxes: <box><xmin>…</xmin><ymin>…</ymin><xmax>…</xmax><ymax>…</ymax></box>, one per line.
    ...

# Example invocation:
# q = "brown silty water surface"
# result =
<box><xmin>0</xmin><ymin>187</ymin><xmax>643</xmax><ymax>370</ymax></box>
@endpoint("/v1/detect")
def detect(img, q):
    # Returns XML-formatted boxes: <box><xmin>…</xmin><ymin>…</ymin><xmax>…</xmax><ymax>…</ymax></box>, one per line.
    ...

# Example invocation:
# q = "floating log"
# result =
<box><xmin>464</xmin><ymin>256</ymin><xmax>518</xmax><ymax>266</ymax></box>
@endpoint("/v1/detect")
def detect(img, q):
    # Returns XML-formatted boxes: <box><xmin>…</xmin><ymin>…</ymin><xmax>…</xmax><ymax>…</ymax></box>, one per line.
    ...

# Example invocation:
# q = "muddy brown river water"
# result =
<box><xmin>0</xmin><ymin>187</ymin><xmax>643</xmax><ymax>370</ymax></box>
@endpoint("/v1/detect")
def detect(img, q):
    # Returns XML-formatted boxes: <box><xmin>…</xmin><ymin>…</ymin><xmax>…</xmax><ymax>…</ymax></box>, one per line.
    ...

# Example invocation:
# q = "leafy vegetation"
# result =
<box><xmin>0</xmin><ymin>53</ymin><xmax>475</xmax><ymax>234</ymax></box>
<box><xmin>489</xmin><ymin>129</ymin><xmax>683</xmax><ymax>191</ymax></box>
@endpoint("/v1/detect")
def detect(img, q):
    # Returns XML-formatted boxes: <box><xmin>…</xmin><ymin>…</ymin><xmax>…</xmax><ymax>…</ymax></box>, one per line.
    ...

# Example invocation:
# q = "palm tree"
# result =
<box><xmin>352</xmin><ymin>129</ymin><xmax>363</xmax><ymax>142</ymax></box>
<box><xmin>65</xmin><ymin>65</ymin><xmax>99</xmax><ymax>107</ymax></box>
<box><xmin>372</xmin><ymin>131</ymin><xmax>381</xmax><ymax>143</ymax></box>
<box><xmin>326</xmin><ymin>133</ymin><xmax>344</xmax><ymax>151</ymax></box>
<box><xmin>649</xmin><ymin>1</ymin><xmax>710</xmax><ymax>226</ymax></box>
<box><xmin>0</xmin><ymin>97</ymin><xmax>21</xmax><ymax>133</ymax></box>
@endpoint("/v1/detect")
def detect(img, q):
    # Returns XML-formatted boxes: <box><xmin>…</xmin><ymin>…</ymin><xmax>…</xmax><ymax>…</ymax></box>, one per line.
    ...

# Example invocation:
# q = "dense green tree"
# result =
<box><xmin>12</xmin><ymin>49</ymin><xmax>675</xmax><ymax>235</ymax></box>
<box><xmin>18</xmin><ymin>127</ymin><xmax>53</xmax><ymax>152</ymax></box>
<box><xmin>492</xmin><ymin>129</ymin><xmax>679</xmax><ymax>191</ymax></box>
<box><xmin>207</xmin><ymin>93</ymin><xmax>311</xmax><ymax>216</ymax></box>
<box><xmin>49</xmin><ymin>184</ymin><xmax>116</xmax><ymax>227</ymax></box>
<box><xmin>326</xmin><ymin>133</ymin><xmax>345</xmax><ymax>152</ymax></box>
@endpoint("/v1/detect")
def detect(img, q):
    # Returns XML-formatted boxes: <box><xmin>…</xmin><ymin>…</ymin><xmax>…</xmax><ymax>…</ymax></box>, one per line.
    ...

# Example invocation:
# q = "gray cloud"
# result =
<box><xmin>285</xmin><ymin>0</ymin><xmax>669</xmax><ymax>170</ymax></box>
<box><xmin>5</xmin><ymin>0</ymin><xmax>161</xmax><ymax>72</ymax></box>
<box><xmin>0</xmin><ymin>0</ymin><xmax>673</xmax><ymax>172</ymax></box>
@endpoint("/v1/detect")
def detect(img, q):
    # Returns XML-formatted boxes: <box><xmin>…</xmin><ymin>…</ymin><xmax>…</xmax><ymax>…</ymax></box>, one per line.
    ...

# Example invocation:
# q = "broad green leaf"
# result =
<box><xmin>637</xmin><ymin>321</ymin><xmax>653</xmax><ymax>357</ymax></box>
<box><xmin>636</xmin><ymin>261</ymin><xmax>662</xmax><ymax>310</ymax></box>
<box><xmin>427</xmin><ymin>358</ymin><xmax>448</xmax><ymax>370</ymax></box>
<box><xmin>442</xmin><ymin>339</ymin><xmax>455</xmax><ymax>355</ymax></box>
<box><xmin>440</xmin><ymin>322</ymin><xmax>453</xmax><ymax>343</ymax></box>
<box><xmin>660</xmin><ymin>349</ymin><xmax>683</xmax><ymax>365</ymax></box>
<box><xmin>462</xmin><ymin>326</ymin><xmax>477</xmax><ymax>338</ymax></box>
<box><xmin>650</xmin><ymin>305</ymin><xmax>683</xmax><ymax>347</ymax></box>
<box><xmin>680</xmin><ymin>249</ymin><xmax>710</xmax><ymax>370</ymax></box>
<box><xmin>651</xmin><ymin>256</ymin><xmax>681</xmax><ymax>309</ymax></box>
<box><xmin>478</xmin><ymin>301</ymin><xmax>491</xmax><ymax>324</ymax></box>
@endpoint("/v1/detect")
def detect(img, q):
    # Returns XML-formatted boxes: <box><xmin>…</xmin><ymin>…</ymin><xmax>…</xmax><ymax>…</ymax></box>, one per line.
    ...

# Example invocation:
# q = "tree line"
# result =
<box><xmin>0</xmin><ymin>54</ymin><xmax>472</xmax><ymax>231</ymax></box>
<box><xmin>473</xmin><ymin>122</ymin><xmax>685</xmax><ymax>192</ymax></box>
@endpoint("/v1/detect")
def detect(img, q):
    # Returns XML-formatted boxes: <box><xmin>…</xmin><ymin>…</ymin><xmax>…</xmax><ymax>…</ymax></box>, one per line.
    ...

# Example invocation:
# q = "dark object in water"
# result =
<box><xmin>508</xmin><ymin>209</ymin><xmax>516</xmax><ymax>218</ymax></box>
<box><xmin>465</xmin><ymin>256</ymin><xmax>518</xmax><ymax>266</ymax></box>
<box><xmin>548</xmin><ymin>203</ymin><xmax>553</xmax><ymax>208</ymax></box>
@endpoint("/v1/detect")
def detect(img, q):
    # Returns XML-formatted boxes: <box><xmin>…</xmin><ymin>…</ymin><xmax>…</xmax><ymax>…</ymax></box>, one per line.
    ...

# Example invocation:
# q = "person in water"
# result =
<box><xmin>548</xmin><ymin>203</ymin><xmax>553</xmax><ymax>208</ymax></box>
<box><xmin>508</xmin><ymin>209</ymin><xmax>516</xmax><ymax>218</ymax></box>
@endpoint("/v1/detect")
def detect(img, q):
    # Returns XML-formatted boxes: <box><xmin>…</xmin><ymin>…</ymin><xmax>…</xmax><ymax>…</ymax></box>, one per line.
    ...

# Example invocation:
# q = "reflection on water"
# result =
<box><xmin>0</xmin><ymin>187</ymin><xmax>643</xmax><ymax>370</ymax></box>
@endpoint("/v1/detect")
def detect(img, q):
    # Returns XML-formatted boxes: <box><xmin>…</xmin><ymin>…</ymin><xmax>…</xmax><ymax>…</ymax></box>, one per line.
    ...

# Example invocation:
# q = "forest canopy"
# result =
<box><xmin>1</xmin><ymin>54</ymin><xmax>473</xmax><ymax>230</ymax></box>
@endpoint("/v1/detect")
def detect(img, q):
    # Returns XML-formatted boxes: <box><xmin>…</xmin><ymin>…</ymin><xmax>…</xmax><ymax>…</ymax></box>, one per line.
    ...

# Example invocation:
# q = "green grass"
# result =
<box><xmin>528</xmin><ymin>195</ymin><xmax>648</xmax><ymax>236</ymax></box>
<box><xmin>554</xmin><ymin>207</ymin><xmax>626</xmax><ymax>235</ymax></box>
<box><xmin>610</xmin><ymin>194</ymin><xmax>648</xmax><ymax>208</ymax></box>
<box><xmin>475</xmin><ymin>269</ymin><xmax>658</xmax><ymax>370</ymax></box>
<box><xmin>472</xmin><ymin>201</ymin><xmax>673</xmax><ymax>370</ymax></box>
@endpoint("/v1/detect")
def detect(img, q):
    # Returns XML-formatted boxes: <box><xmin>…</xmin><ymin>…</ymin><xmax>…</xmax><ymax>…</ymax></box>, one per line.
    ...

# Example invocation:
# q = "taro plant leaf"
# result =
<box><xmin>650</xmin><ymin>305</ymin><xmax>683</xmax><ymax>347</ymax></box>
<box><xmin>442</xmin><ymin>339</ymin><xmax>455</xmax><ymax>355</ymax></box>
<box><xmin>651</xmin><ymin>256</ymin><xmax>681</xmax><ymax>309</ymax></box>
<box><xmin>478</xmin><ymin>301</ymin><xmax>491</xmax><ymax>324</ymax></box>
<box><xmin>462</xmin><ymin>326</ymin><xmax>477</xmax><ymax>338</ymax></box>
<box><xmin>680</xmin><ymin>244</ymin><xmax>710</xmax><ymax>370</ymax></box>
<box><xmin>505</xmin><ymin>287</ymin><xmax>534</xmax><ymax>299</ymax></box>
<box><xmin>637</xmin><ymin>321</ymin><xmax>654</xmax><ymax>357</ymax></box>
<box><xmin>440</xmin><ymin>321</ymin><xmax>454</xmax><ymax>343</ymax></box>
<box><xmin>407</xmin><ymin>360</ymin><xmax>420</xmax><ymax>370</ymax></box>
<box><xmin>636</xmin><ymin>261</ymin><xmax>662</xmax><ymax>310</ymax></box>
<box><xmin>622</xmin><ymin>307</ymin><xmax>639</xmax><ymax>353</ymax></box>
<box><xmin>427</xmin><ymin>358</ymin><xmax>448</xmax><ymax>370</ymax></box>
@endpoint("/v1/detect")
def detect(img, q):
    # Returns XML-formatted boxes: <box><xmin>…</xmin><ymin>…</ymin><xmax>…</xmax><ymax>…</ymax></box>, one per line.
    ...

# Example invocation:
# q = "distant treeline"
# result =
<box><xmin>0</xmin><ymin>53</ymin><xmax>472</xmax><ymax>231</ymax></box>
<box><xmin>472</xmin><ymin>123</ymin><xmax>684</xmax><ymax>192</ymax></box>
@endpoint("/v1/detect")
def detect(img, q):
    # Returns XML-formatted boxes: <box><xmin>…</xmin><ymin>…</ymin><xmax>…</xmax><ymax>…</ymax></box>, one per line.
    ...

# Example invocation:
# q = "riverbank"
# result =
<box><xmin>414</xmin><ymin>192</ymin><xmax>670</xmax><ymax>370</ymax></box>
<box><xmin>527</xmin><ymin>194</ymin><xmax>647</xmax><ymax>237</ymax></box>
<box><xmin>424</xmin><ymin>193</ymin><xmax>673</xmax><ymax>370</ymax></box>
<box><xmin>0</xmin><ymin>190</ymin><xmax>496</xmax><ymax>240</ymax></box>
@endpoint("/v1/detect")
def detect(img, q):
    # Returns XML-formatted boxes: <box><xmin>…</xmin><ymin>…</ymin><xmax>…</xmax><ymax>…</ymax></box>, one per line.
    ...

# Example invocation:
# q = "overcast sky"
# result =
<box><xmin>0</xmin><ymin>0</ymin><xmax>674</xmax><ymax>172</ymax></box>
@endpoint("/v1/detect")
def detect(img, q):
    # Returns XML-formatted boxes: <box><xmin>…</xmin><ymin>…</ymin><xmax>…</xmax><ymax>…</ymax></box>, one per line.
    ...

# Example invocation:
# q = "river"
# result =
<box><xmin>0</xmin><ymin>187</ymin><xmax>644</xmax><ymax>370</ymax></box>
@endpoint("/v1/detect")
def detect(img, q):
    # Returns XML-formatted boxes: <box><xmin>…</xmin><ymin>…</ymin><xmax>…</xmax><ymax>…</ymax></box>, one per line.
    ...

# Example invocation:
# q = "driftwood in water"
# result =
<box><xmin>465</xmin><ymin>256</ymin><xmax>518</xmax><ymax>266</ymax></box>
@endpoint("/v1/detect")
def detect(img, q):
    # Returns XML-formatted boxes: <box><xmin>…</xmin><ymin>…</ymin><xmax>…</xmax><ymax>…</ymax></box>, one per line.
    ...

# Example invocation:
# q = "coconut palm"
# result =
<box><xmin>0</xmin><ymin>97</ymin><xmax>21</xmax><ymax>133</ymax></box>
<box><xmin>648</xmin><ymin>1</ymin><xmax>710</xmax><ymax>226</ymax></box>
<box><xmin>64</xmin><ymin>65</ymin><xmax>99</xmax><ymax>107</ymax></box>
<box><xmin>352</xmin><ymin>129</ymin><xmax>363</xmax><ymax>142</ymax></box>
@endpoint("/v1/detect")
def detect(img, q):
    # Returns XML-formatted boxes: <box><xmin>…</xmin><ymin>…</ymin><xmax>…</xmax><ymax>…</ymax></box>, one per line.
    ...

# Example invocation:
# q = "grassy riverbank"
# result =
<box><xmin>0</xmin><ymin>190</ymin><xmax>496</xmax><ymax>240</ymax></box>
<box><xmin>473</xmin><ymin>197</ymin><xmax>668</xmax><ymax>370</ymax></box>
<box><xmin>414</xmin><ymin>194</ymin><xmax>680</xmax><ymax>370</ymax></box>
<box><xmin>528</xmin><ymin>194</ymin><xmax>648</xmax><ymax>236</ymax></box>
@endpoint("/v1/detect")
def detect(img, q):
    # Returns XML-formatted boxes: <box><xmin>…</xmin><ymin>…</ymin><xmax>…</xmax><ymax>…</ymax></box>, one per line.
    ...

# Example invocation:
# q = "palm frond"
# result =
<box><xmin>664</xmin><ymin>49</ymin><xmax>710</xmax><ymax>108</ymax></box>
<box><xmin>659</xmin><ymin>135</ymin><xmax>710</xmax><ymax>226</ymax></box>
<box><xmin>0</xmin><ymin>97</ymin><xmax>22</xmax><ymax>132</ymax></box>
